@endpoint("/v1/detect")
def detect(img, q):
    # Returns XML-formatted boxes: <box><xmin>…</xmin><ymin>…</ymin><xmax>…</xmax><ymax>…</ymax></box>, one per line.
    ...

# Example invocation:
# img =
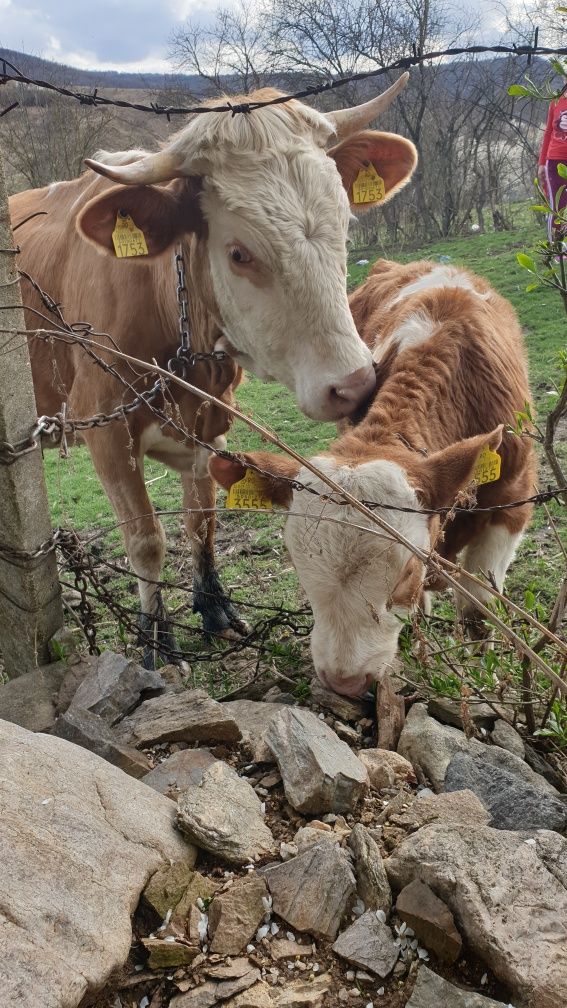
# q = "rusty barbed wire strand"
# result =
<box><xmin>2</xmin><ymin>44</ymin><xmax>567</xmax><ymax>119</ymax></box>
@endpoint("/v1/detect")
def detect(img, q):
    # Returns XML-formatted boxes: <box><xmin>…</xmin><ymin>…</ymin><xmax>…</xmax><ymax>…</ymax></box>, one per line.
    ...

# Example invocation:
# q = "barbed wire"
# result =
<box><xmin>1</xmin><ymin>44</ymin><xmax>567</xmax><ymax>120</ymax></box>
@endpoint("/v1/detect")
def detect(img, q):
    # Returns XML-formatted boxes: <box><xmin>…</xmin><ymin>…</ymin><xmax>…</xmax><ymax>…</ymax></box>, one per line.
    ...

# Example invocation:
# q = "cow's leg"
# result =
<box><xmin>83</xmin><ymin>429</ymin><xmax>180</xmax><ymax>668</ymax></box>
<box><xmin>181</xmin><ymin>468</ymin><xmax>248</xmax><ymax>638</ymax></box>
<box><xmin>456</xmin><ymin>519</ymin><xmax>524</xmax><ymax>628</ymax></box>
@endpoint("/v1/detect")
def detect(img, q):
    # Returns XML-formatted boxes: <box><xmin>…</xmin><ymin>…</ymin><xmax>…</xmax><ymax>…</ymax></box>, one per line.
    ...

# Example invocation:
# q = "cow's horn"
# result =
<box><xmin>84</xmin><ymin>149</ymin><xmax>180</xmax><ymax>185</ymax></box>
<box><xmin>325</xmin><ymin>73</ymin><xmax>409</xmax><ymax>140</ymax></box>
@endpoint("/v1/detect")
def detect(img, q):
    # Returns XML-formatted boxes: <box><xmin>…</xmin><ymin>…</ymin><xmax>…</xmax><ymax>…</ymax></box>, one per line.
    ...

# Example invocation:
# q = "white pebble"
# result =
<box><xmin>346</xmin><ymin>970</ymin><xmax>355</xmax><ymax>981</ymax></box>
<box><xmin>286</xmin><ymin>931</ymin><xmax>296</xmax><ymax>941</ymax></box>
<box><xmin>375</xmin><ymin>910</ymin><xmax>386</xmax><ymax>923</ymax></box>
<box><xmin>404</xmin><ymin>926</ymin><xmax>414</xmax><ymax>937</ymax></box>
<box><xmin>139</xmin><ymin>997</ymin><xmax>150</xmax><ymax>1008</ymax></box>
<box><xmin>270</xmin><ymin>922</ymin><xmax>280</xmax><ymax>935</ymax></box>
<box><xmin>313</xmin><ymin>964</ymin><xmax>320</xmax><ymax>972</ymax></box>
<box><xmin>481</xmin><ymin>973</ymin><xmax>488</xmax><ymax>985</ymax></box>
<box><xmin>262</xmin><ymin>895</ymin><xmax>273</xmax><ymax>911</ymax></box>
<box><xmin>365</xmin><ymin>1003</ymin><xmax>374</xmax><ymax>1008</ymax></box>
<box><xmin>524</xmin><ymin>838</ymin><xmax>536</xmax><ymax>846</ymax></box>
<box><xmin>318</xmin><ymin>712</ymin><xmax>325</xmax><ymax>720</ymax></box>
<box><xmin>197</xmin><ymin>913</ymin><xmax>208</xmax><ymax>942</ymax></box>
<box><xmin>377</xmin><ymin>989</ymin><xmax>385</xmax><ymax>997</ymax></box>
<box><xmin>287</xmin><ymin>963</ymin><xmax>295</xmax><ymax>971</ymax></box>
<box><xmin>163</xmin><ymin>935</ymin><xmax>177</xmax><ymax>943</ymax></box>
<box><xmin>157</xmin><ymin>908</ymin><xmax>173</xmax><ymax>931</ymax></box>
<box><xmin>196</xmin><ymin>898</ymin><xmax>205</xmax><ymax>911</ymax></box>
<box><xmin>417</xmin><ymin>947</ymin><xmax>429</xmax><ymax>960</ymax></box>
<box><xmin>134</xmin><ymin>964</ymin><xmax>144</xmax><ymax>972</ymax></box>
<box><xmin>256</xmin><ymin>925</ymin><xmax>270</xmax><ymax>941</ymax></box>
<box><xmin>247</xmin><ymin>944</ymin><xmax>255</xmax><ymax>953</ymax></box>
<box><xmin>261</xmin><ymin>802</ymin><xmax>266</xmax><ymax>814</ymax></box>
<box><xmin>398</xmin><ymin>921</ymin><xmax>407</xmax><ymax>935</ymax></box>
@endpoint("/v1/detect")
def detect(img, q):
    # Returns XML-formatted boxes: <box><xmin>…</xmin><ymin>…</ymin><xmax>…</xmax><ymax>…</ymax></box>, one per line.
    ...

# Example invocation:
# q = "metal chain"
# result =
<box><xmin>168</xmin><ymin>248</ymin><xmax>228</xmax><ymax>377</ymax></box>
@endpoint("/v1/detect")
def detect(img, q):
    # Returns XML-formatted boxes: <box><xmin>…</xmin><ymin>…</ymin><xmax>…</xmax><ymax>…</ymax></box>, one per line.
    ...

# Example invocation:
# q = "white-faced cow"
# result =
<box><xmin>9</xmin><ymin>81</ymin><xmax>417</xmax><ymax>664</ymax></box>
<box><xmin>211</xmin><ymin>259</ymin><xmax>537</xmax><ymax>696</ymax></box>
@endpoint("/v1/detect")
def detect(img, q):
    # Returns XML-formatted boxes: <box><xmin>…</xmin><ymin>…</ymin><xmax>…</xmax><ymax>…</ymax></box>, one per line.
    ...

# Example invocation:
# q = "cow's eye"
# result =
<box><xmin>229</xmin><ymin>244</ymin><xmax>253</xmax><ymax>264</ymax></box>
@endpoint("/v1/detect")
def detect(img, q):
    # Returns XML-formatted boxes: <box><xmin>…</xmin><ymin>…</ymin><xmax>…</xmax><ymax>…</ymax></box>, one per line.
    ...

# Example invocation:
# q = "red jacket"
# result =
<box><xmin>538</xmin><ymin>94</ymin><xmax>567</xmax><ymax>164</ymax></box>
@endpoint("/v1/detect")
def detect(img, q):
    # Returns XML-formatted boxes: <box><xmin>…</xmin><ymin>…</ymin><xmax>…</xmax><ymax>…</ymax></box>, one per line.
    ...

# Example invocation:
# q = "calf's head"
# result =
<box><xmin>77</xmin><ymin>81</ymin><xmax>416</xmax><ymax>421</ymax></box>
<box><xmin>210</xmin><ymin>426</ymin><xmax>502</xmax><ymax>696</ymax></box>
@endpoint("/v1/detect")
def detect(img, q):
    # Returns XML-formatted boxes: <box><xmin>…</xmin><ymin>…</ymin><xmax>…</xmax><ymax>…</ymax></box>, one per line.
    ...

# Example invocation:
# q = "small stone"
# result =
<box><xmin>142</xmin><ymin>749</ymin><xmax>216</xmax><ymax>797</ymax></box>
<box><xmin>275</xmin><ymin>973</ymin><xmax>332</xmax><ymax>1008</ymax></box>
<box><xmin>176</xmin><ymin>761</ymin><xmax>277</xmax><ymax>864</ymax></box>
<box><xmin>0</xmin><ymin>660</ymin><xmax>68</xmax><ymax>732</ymax></box>
<box><xmin>347</xmin><ymin>824</ymin><xmax>391</xmax><ymax>914</ymax></box>
<box><xmin>427</xmin><ymin>697</ymin><xmax>498</xmax><ymax>731</ymax></box>
<box><xmin>264</xmin><ymin>840</ymin><xmax>356</xmax><ymax>941</ymax></box>
<box><xmin>334</xmin><ymin>722</ymin><xmax>360</xmax><ymax>745</ymax></box>
<box><xmin>221</xmin><ymin>700</ymin><xmax>286</xmax><ymax>762</ymax></box>
<box><xmin>143</xmin><ymin>864</ymin><xmax>215</xmax><ymax>921</ymax></box>
<box><xmin>358</xmin><ymin>749</ymin><xmax>417</xmax><ymax>790</ymax></box>
<box><xmin>51</xmin><ymin>706</ymin><xmax>151</xmax><ymax>778</ymax></box>
<box><xmin>397</xmin><ymin>705</ymin><xmax>483</xmax><ymax>792</ymax></box>
<box><xmin>390</xmin><ymin>790</ymin><xmax>490</xmax><ymax>832</ymax></box>
<box><xmin>208</xmin><ymin>875</ymin><xmax>269</xmax><ymax>955</ymax></box>
<box><xmin>396</xmin><ymin>880</ymin><xmax>462</xmax><ymax>964</ymax></box>
<box><xmin>266</xmin><ymin>708</ymin><xmax>368</xmax><ymax>814</ymax></box>
<box><xmin>119</xmin><ymin>689</ymin><xmax>242</xmax><ymax>747</ymax></box>
<box><xmin>170</xmin><ymin>968</ymin><xmax>262</xmax><ymax>1007</ymax></box>
<box><xmin>405</xmin><ymin>965</ymin><xmax>511</xmax><ymax>1007</ymax></box>
<box><xmin>294</xmin><ymin>826</ymin><xmax>340</xmax><ymax>854</ymax></box>
<box><xmin>224</xmin><ymin>981</ymin><xmax>275</xmax><ymax>1008</ymax></box>
<box><xmin>270</xmin><ymin>939</ymin><xmax>312</xmax><ymax>961</ymax></box>
<box><xmin>142</xmin><ymin>937</ymin><xmax>199</xmax><ymax>968</ymax></box>
<box><xmin>490</xmin><ymin>720</ymin><xmax>525</xmax><ymax>760</ymax></box>
<box><xmin>280</xmin><ymin>842</ymin><xmax>298</xmax><ymax>861</ymax></box>
<box><xmin>69</xmin><ymin>651</ymin><xmax>165</xmax><ymax>725</ymax></box>
<box><xmin>332</xmin><ymin>912</ymin><xmax>399</xmax><ymax>978</ymax></box>
<box><xmin>310</xmin><ymin>680</ymin><xmax>373</xmax><ymax>721</ymax></box>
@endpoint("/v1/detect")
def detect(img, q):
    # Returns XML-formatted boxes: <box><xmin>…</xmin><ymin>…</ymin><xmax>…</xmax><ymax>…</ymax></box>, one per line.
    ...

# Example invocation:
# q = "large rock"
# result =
<box><xmin>275</xmin><ymin>974</ymin><xmax>332</xmax><ymax>1008</ymax></box>
<box><xmin>490</xmin><ymin>719</ymin><xmax>525</xmax><ymax>759</ymax></box>
<box><xmin>0</xmin><ymin>717</ymin><xmax>195</xmax><ymax>1008</ymax></box>
<box><xmin>0</xmin><ymin>660</ymin><xmax>68</xmax><ymax>731</ymax></box>
<box><xmin>263</xmin><ymin>839</ymin><xmax>356</xmax><ymax>940</ymax></box>
<box><xmin>480</xmin><ymin>745</ymin><xmax>559</xmax><ymax>794</ymax></box>
<box><xmin>386</xmin><ymin>824</ymin><xmax>567</xmax><ymax>1008</ymax></box>
<box><xmin>358</xmin><ymin>748</ymin><xmax>417</xmax><ymax>790</ymax></box>
<box><xmin>396</xmin><ymin>879</ymin><xmax>462</xmax><ymax>964</ymax></box>
<box><xmin>143</xmin><ymin>748</ymin><xmax>217</xmax><ymax>797</ymax></box>
<box><xmin>524</xmin><ymin>743</ymin><xmax>566</xmax><ymax>793</ymax></box>
<box><xmin>444</xmin><ymin>752</ymin><xmax>567</xmax><ymax>832</ymax></box>
<box><xmin>69</xmin><ymin>651</ymin><xmax>165</xmax><ymax>724</ymax></box>
<box><xmin>208</xmin><ymin>874</ymin><xmax>268</xmax><ymax>955</ymax></box>
<box><xmin>397</xmin><ymin>704</ymin><xmax>483</xmax><ymax>791</ymax></box>
<box><xmin>52</xmin><ymin>705</ymin><xmax>151</xmax><ymax>778</ymax></box>
<box><xmin>389</xmin><ymin>790</ymin><xmax>491</xmax><ymax>832</ymax></box>
<box><xmin>171</xmin><ymin>966</ymin><xmax>262</xmax><ymax>1008</ymax></box>
<box><xmin>266</xmin><ymin>707</ymin><xmax>368</xmax><ymax>814</ymax></box>
<box><xmin>405</xmin><ymin>966</ymin><xmax>511</xmax><ymax>1008</ymax></box>
<box><xmin>221</xmin><ymin>700</ymin><xmax>285</xmax><ymax>762</ymax></box>
<box><xmin>309</xmin><ymin>679</ymin><xmax>372</xmax><ymax>721</ymax></box>
<box><xmin>119</xmin><ymin>688</ymin><xmax>242</xmax><ymax>747</ymax></box>
<box><xmin>176</xmin><ymin>760</ymin><xmax>276</xmax><ymax>864</ymax></box>
<box><xmin>347</xmin><ymin>823</ymin><xmax>391</xmax><ymax>913</ymax></box>
<box><xmin>427</xmin><ymin>697</ymin><xmax>498</xmax><ymax>731</ymax></box>
<box><xmin>332</xmin><ymin>911</ymin><xmax>399</xmax><ymax>977</ymax></box>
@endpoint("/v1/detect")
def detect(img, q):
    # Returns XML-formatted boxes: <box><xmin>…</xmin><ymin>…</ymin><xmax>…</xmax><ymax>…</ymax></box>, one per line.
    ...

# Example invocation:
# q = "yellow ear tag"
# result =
<box><xmin>226</xmin><ymin>469</ymin><xmax>273</xmax><ymax>511</ymax></box>
<box><xmin>352</xmin><ymin>163</ymin><xmax>386</xmax><ymax>205</ymax></box>
<box><xmin>111</xmin><ymin>212</ymin><xmax>149</xmax><ymax>258</ymax></box>
<box><xmin>474</xmin><ymin>446</ymin><xmax>501</xmax><ymax>485</ymax></box>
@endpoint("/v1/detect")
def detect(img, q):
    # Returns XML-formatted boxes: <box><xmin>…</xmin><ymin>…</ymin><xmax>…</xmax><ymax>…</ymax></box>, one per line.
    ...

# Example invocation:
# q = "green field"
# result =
<box><xmin>44</xmin><ymin>209</ymin><xmax>566</xmax><ymax>697</ymax></box>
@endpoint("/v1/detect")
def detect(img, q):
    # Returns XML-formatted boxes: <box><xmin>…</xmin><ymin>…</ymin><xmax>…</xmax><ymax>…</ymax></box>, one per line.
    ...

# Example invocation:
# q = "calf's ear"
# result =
<box><xmin>418</xmin><ymin>425</ymin><xmax>504</xmax><ymax>510</ymax></box>
<box><xmin>328</xmin><ymin>130</ymin><xmax>418</xmax><ymax>211</ymax></box>
<box><xmin>209</xmin><ymin>452</ymin><xmax>301</xmax><ymax>508</ymax></box>
<box><xmin>77</xmin><ymin>178</ymin><xmax>203</xmax><ymax>256</ymax></box>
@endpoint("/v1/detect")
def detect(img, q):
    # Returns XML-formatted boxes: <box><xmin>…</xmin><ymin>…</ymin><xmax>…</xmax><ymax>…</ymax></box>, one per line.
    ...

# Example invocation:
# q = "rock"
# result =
<box><xmin>490</xmin><ymin>719</ymin><xmax>525</xmax><ymax>759</ymax></box>
<box><xmin>56</xmin><ymin>656</ymin><xmax>92</xmax><ymax>713</ymax></box>
<box><xmin>69</xmin><ymin>651</ymin><xmax>165</xmax><ymax>724</ymax></box>
<box><xmin>52</xmin><ymin>705</ymin><xmax>151</xmax><ymax>777</ymax></box>
<box><xmin>221</xmin><ymin>700</ymin><xmax>285</xmax><ymax>762</ymax></box>
<box><xmin>266</xmin><ymin>707</ymin><xmax>368</xmax><ymax>814</ymax></box>
<box><xmin>389</xmin><ymin>790</ymin><xmax>491</xmax><ymax>831</ymax></box>
<box><xmin>176</xmin><ymin>760</ymin><xmax>276</xmax><ymax>864</ymax></box>
<box><xmin>294</xmin><ymin>825</ymin><xmax>340</xmax><ymax>854</ymax></box>
<box><xmin>427</xmin><ymin>696</ymin><xmax>498</xmax><ymax>731</ymax></box>
<box><xmin>142</xmin><ymin>936</ymin><xmax>199</xmax><ymax>968</ymax></box>
<box><xmin>264</xmin><ymin>839</ymin><xmax>356</xmax><ymax>940</ymax></box>
<box><xmin>0</xmin><ymin>717</ymin><xmax>195</xmax><ymax>1008</ymax></box>
<box><xmin>405</xmin><ymin>966</ymin><xmax>510</xmax><ymax>1007</ymax></box>
<box><xmin>270</xmin><ymin>938</ymin><xmax>313</xmax><ymax>960</ymax></box>
<box><xmin>143</xmin><ymin>748</ymin><xmax>217</xmax><ymax>797</ymax></box>
<box><xmin>396</xmin><ymin>880</ymin><xmax>462</xmax><ymax>964</ymax></box>
<box><xmin>444</xmin><ymin>752</ymin><xmax>567</xmax><ymax>832</ymax></box>
<box><xmin>386</xmin><ymin>823</ymin><xmax>567</xmax><ymax>1008</ymax></box>
<box><xmin>0</xmin><ymin>660</ymin><xmax>68</xmax><ymax>731</ymax></box>
<box><xmin>358</xmin><ymin>749</ymin><xmax>416</xmax><ymax>790</ymax></box>
<box><xmin>332</xmin><ymin>911</ymin><xmax>399</xmax><ymax>977</ymax></box>
<box><xmin>275</xmin><ymin>974</ymin><xmax>332</xmax><ymax>1008</ymax></box>
<box><xmin>524</xmin><ymin>743</ymin><xmax>566</xmax><ymax>792</ymax></box>
<box><xmin>309</xmin><ymin>679</ymin><xmax>373</xmax><ymax>721</ymax></box>
<box><xmin>119</xmin><ymin>688</ymin><xmax>242</xmax><ymax>747</ymax></box>
<box><xmin>171</xmin><ymin>968</ymin><xmax>262</xmax><ymax>1007</ymax></box>
<box><xmin>397</xmin><ymin>704</ymin><xmax>483</xmax><ymax>791</ymax></box>
<box><xmin>480</xmin><ymin>745</ymin><xmax>559</xmax><ymax>794</ymax></box>
<box><xmin>347</xmin><ymin>823</ymin><xmax>391</xmax><ymax>913</ymax></box>
<box><xmin>208</xmin><ymin>874</ymin><xmax>268</xmax><ymax>955</ymax></box>
<box><xmin>143</xmin><ymin>863</ymin><xmax>217</xmax><ymax>920</ymax></box>
<box><xmin>226</xmin><ymin>982</ymin><xmax>275</xmax><ymax>1008</ymax></box>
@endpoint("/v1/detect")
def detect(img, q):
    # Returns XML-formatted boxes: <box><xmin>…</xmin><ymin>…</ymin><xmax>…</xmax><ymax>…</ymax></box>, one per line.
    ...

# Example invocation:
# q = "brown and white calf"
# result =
<box><xmin>211</xmin><ymin>258</ymin><xmax>537</xmax><ymax>696</ymax></box>
<box><xmin>9</xmin><ymin>81</ymin><xmax>417</xmax><ymax>663</ymax></box>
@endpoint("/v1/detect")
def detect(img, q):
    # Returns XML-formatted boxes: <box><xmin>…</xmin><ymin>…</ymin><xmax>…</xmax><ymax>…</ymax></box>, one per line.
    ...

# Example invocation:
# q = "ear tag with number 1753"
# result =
<box><xmin>352</xmin><ymin>163</ymin><xmax>385</xmax><ymax>205</ymax></box>
<box><xmin>226</xmin><ymin>469</ymin><xmax>273</xmax><ymax>510</ymax></box>
<box><xmin>111</xmin><ymin>211</ymin><xmax>148</xmax><ymax>258</ymax></box>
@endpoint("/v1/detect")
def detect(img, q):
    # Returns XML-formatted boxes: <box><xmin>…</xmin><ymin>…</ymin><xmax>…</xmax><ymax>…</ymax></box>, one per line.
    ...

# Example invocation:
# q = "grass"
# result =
<box><xmin>43</xmin><ymin>206</ymin><xmax>566</xmax><ymax>696</ymax></box>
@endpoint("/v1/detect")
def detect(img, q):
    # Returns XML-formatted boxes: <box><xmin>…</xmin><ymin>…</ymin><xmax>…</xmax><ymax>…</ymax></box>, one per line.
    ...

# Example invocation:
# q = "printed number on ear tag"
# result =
<box><xmin>474</xmin><ymin>447</ymin><xmax>501</xmax><ymax>485</ymax></box>
<box><xmin>352</xmin><ymin>164</ymin><xmax>385</xmax><ymax>205</ymax></box>
<box><xmin>226</xmin><ymin>469</ymin><xmax>273</xmax><ymax>510</ymax></box>
<box><xmin>111</xmin><ymin>212</ymin><xmax>149</xmax><ymax>258</ymax></box>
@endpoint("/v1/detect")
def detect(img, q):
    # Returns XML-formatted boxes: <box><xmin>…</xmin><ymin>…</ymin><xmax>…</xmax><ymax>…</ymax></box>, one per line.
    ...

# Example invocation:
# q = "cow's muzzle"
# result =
<box><xmin>312</xmin><ymin>363</ymin><xmax>376</xmax><ymax>421</ymax></box>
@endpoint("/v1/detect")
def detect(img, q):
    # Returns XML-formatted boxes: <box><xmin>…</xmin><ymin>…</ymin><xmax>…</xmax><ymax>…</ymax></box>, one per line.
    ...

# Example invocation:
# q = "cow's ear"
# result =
<box><xmin>209</xmin><ymin>452</ymin><xmax>301</xmax><ymax>509</ymax></box>
<box><xmin>77</xmin><ymin>178</ymin><xmax>203</xmax><ymax>257</ymax></box>
<box><xmin>418</xmin><ymin>426</ymin><xmax>504</xmax><ymax>510</ymax></box>
<box><xmin>328</xmin><ymin>130</ymin><xmax>417</xmax><ymax>212</ymax></box>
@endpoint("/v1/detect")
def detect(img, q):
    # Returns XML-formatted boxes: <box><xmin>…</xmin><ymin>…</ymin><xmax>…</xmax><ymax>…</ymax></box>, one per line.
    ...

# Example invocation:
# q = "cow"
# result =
<box><xmin>9</xmin><ymin>81</ymin><xmax>417</xmax><ymax>665</ymax></box>
<box><xmin>210</xmin><ymin>258</ymin><xmax>537</xmax><ymax>697</ymax></box>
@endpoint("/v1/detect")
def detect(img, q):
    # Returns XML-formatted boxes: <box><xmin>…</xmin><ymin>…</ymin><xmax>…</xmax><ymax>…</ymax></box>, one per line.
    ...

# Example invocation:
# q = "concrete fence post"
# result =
<box><xmin>0</xmin><ymin>146</ymin><xmax>63</xmax><ymax>677</ymax></box>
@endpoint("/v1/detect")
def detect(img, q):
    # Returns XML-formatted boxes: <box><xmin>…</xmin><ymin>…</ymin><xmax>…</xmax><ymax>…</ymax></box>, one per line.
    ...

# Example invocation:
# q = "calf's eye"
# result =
<box><xmin>229</xmin><ymin>245</ymin><xmax>253</xmax><ymax>264</ymax></box>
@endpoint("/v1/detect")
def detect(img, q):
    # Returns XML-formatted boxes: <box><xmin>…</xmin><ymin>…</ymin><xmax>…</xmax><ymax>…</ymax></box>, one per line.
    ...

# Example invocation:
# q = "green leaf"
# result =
<box><xmin>507</xmin><ymin>84</ymin><xmax>533</xmax><ymax>97</ymax></box>
<box><xmin>558</xmin><ymin>163</ymin><xmax>567</xmax><ymax>178</ymax></box>
<box><xmin>530</xmin><ymin>204</ymin><xmax>549</xmax><ymax>213</ymax></box>
<box><xmin>516</xmin><ymin>253</ymin><xmax>537</xmax><ymax>272</ymax></box>
<box><xmin>525</xmin><ymin>281</ymin><xmax>541</xmax><ymax>292</ymax></box>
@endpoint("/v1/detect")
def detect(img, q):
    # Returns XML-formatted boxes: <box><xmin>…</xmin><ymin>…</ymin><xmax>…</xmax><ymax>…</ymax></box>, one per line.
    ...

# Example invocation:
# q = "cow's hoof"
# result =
<box><xmin>194</xmin><ymin>591</ymin><xmax>250</xmax><ymax>640</ymax></box>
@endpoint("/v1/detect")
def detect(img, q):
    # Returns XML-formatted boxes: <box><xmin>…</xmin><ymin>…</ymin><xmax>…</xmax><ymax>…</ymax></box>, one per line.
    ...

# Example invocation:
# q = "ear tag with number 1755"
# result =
<box><xmin>474</xmin><ymin>447</ymin><xmax>501</xmax><ymax>485</ymax></box>
<box><xmin>226</xmin><ymin>469</ymin><xmax>273</xmax><ymax>510</ymax></box>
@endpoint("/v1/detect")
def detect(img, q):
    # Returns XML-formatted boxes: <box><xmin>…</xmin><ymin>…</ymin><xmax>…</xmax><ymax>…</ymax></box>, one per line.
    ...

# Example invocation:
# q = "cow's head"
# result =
<box><xmin>210</xmin><ymin>426</ymin><xmax>503</xmax><ymax>696</ymax></box>
<box><xmin>77</xmin><ymin>80</ymin><xmax>417</xmax><ymax>421</ymax></box>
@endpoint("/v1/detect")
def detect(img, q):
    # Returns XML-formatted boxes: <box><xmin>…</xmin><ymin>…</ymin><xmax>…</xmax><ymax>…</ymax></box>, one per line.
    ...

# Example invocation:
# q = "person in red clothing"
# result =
<box><xmin>538</xmin><ymin>87</ymin><xmax>567</xmax><ymax>243</ymax></box>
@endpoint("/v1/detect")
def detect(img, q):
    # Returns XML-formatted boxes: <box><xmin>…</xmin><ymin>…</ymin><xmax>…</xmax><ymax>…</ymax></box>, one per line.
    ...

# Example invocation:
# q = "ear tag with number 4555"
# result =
<box><xmin>474</xmin><ymin>446</ymin><xmax>501</xmax><ymax>485</ymax></box>
<box><xmin>112</xmin><ymin>211</ymin><xmax>148</xmax><ymax>258</ymax></box>
<box><xmin>226</xmin><ymin>469</ymin><xmax>272</xmax><ymax>510</ymax></box>
<box><xmin>352</xmin><ymin>163</ymin><xmax>385</xmax><ymax>205</ymax></box>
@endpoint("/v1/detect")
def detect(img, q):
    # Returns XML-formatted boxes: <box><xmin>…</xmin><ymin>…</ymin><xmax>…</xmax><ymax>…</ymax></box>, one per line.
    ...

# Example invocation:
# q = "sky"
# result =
<box><xmin>0</xmin><ymin>0</ymin><xmax>528</xmax><ymax>75</ymax></box>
